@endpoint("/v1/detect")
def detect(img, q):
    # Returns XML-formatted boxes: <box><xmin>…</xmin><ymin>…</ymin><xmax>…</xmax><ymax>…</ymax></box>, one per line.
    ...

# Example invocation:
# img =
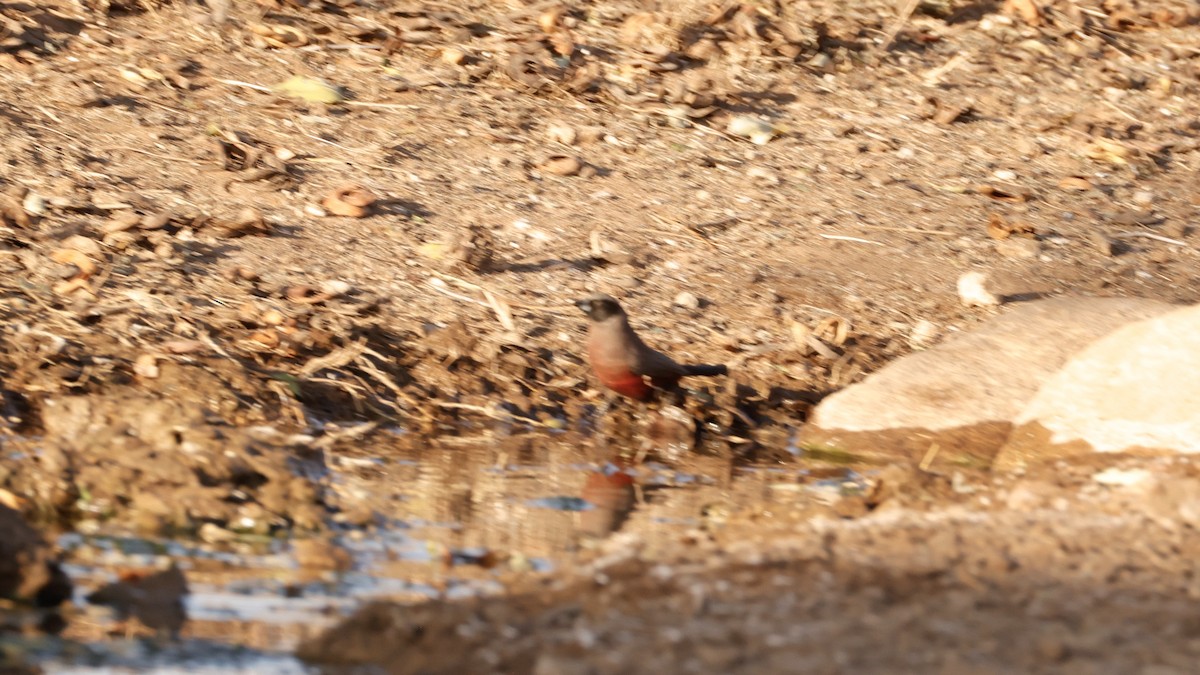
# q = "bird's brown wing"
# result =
<box><xmin>630</xmin><ymin>342</ymin><xmax>688</xmax><ymax>380</ymax></box>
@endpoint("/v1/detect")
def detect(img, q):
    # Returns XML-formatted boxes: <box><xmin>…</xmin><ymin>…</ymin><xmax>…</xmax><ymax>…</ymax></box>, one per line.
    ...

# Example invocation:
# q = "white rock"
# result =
<box><xmin>673</xmin><ymin>291</ymin><xmax>700</xmax><ymax>310</ymax></box>
<box><xmin>799</xmin><ymin>297</ymin><xmax>1176</xmax><ymax>463</ymax></box>
<box><xmin>1001</xmin><ymin>303</ymin><xmax>1200</xmax><ymax>461</ymax></box>
<box><xmin>909</xmin><ymin>319</ymin><xmax>939</xmax><ymax>348</ymax></box>
<box><xmin>957</xmin><ymin>271</ymin><xmax>1000</xmax><ymax>307</ymax></box>
<box><xmin>1091</xmin><ymin>467</ymin><xmax>1152</xmax><ymax>487</ymax></box>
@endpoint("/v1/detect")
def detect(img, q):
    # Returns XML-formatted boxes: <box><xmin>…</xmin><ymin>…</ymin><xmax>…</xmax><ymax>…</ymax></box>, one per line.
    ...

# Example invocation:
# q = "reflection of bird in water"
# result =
<box><xmin>578</xmin><ymin>466</ymin><xmax>637</xmax><ymax>539</ymax></box>
<box><xmin>86</xmin><ymin>564</ymin><xmax>188</xmax><ymax>640</ymax></box>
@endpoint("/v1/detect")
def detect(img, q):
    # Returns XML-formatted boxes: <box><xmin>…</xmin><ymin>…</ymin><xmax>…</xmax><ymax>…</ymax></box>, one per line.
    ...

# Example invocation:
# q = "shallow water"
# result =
<box><xmin>21</xmin><ymin>433</ymin><xmax>870</xmax><ymax>673</ymax></box>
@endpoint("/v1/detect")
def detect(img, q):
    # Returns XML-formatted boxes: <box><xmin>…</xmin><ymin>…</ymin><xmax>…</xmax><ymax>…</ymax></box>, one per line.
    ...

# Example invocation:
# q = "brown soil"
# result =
<box><xmin>2</xmin><ymin>0</ymin><xmax>1200</xmax><ymax>671</ymax></box>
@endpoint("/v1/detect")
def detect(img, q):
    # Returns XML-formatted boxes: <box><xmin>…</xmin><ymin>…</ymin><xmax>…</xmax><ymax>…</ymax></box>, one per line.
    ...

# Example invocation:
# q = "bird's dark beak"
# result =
<box><xmin>575</xmin><ymin>299</ymin><xmax>592</xmax><ymax>314</ymax></box>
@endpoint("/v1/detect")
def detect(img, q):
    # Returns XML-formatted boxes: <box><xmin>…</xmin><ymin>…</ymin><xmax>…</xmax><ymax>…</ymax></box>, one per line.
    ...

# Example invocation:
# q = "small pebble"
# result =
<box><xmin>21</xmin><ymin>191</ymin><xmax>46</xmax><ymax>216</ymax></box>
<box><xmin>546</xmin><ymin>121</ymin><xmax>577</xmax><ymax>145</ymax></box>
<box><xmin>674</xmin><ymin>291</ymin><xmax>700</xmax><ymax>309</ymax></box>
<box><xmin>957</xmin><ymin>271</ymin><xmax>1000</xmax><ymax>308</ymax></box>
<box><xmin>909</xmin><ymin>319</ymin><xmax>939</xmax><ymax>348</ymax></box>
<box><xmin>1088</xmin><ymin>231</ymin><xmax>1113</xmax><ymax>256</ymax></box>
<box><xmin>539</xmin><ymin>155</ymin><xmax>582</xmax><ymax>177</ymax></box>
<box><xmin>995</xmin><ymin>237</ymin><xmax>1041</xmax><ymax>259</ymax></box>
<box><xmin>746</xmin><ymin>166</ymin><xmax>780</xmax><ymax>185</ymax></box>
<box><xmin>198</xmin><ymin>522</ymin><xmax>236</xmax><ymax>544</ymax></box>
<box><xmin>62</xmin><ymin>234</ymin><xmax>101</xmax><ymax>255</ymax></box>
<box><xmin>1146</xmin><ymin>249</ymin><xmax>1172</xmax><ymax>265</ymax></box>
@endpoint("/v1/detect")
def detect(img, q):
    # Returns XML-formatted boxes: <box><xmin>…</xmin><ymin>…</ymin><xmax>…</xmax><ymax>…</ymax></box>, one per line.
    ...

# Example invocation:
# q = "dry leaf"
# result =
<box><xmin>814</xmin><ymin>316</ymin><xmax>850</xmax><ymax>347</ymax></box>
<box><xmin>1004</xmin><ymin>0</ymin><xmax>1042</xmax><ymax>26</ymax></box>
<box><xmin>932</xmin><ymin>103</ymin><xmax>971</xmax><ymax>126</ymax></box>
<box><xmin>141</xmin><ymin>212</ymin><xmax>173</xmax><ymax>230</ymax></box>
<box><xmin>161</xmin><ymin>340</ymin><xmax>205</xmax><ymax>354</ymax></box>
<box><xmin>418</xmin><ymin>242</ymin><xmax>451</xmax><ymax>260</ymax></box>
<box><xmin>249</xmin><ymin>23</ymin><xmax>308</xmax><ymax>48</ymax></box>
<box><xmin>0</xmin><ymin>488</ymin><xmax>22</xmax><ymax>510</ymax></box>
<box><xmin>248</xmin><ymin>329</ymin><xmax>281</xmax><ymax>348</ymax></box>
<box><xmin>788</xmin><ymin>320</ymin><xmax>812</xmax><ymax>355</ymax></box>
<box><xmin>539</xmin><ymin>155</ymin><xmax>582</xmax><ymax>176</ymax></box>
<box><xmin>322</xmin><ymin>184</ymin><xmax>376</xmax><ymax>217</ymax></box>
<box><xmin>1084</xmin><ymin>138</ymin><xmax>1131</xmax><ymax>165</ymax></box>
<box><xmin>620</xmin><ymin>12</ymin><xmax>660</xmax><ymax>46</ymax></box>
<box><xmin>213</xmin><ymin>208</ymin><xmax>269</xmax><ymax>237</ymax></box>
<box><xmin>134</xmin><ymin>353</ymin><xmax>161</xmax><ymax>379</ymax></box>
<box><xmin>62</xmin><ymin>234</ymin><xmax>101</xmax><ymax>256</ymax></box>
<box><xmin>548</xmin><ymin>31</ymin><xmax>575</xmax><ymax>58</ymax></box>
<box><xmin>986</xmin><ymin>213</ymin><xmax>1037</xmax><ymax>240</ymax></box>
<box><xmin>286</xmin><ymin>285</ymin><xmax>334</xmax><ymax>304</ymax></box>
<box><xmin>971</xmin><ymin>184</ymin><xmax>1031</xmax><ymax>203</ymax></box>
<box><xmin>0</xmin><ymin>194</ymin><xmax>30</xmax><ymax>228</ymax></box>
<box><xmin>483</xmin><ymin>290</ymin><xmax>516</xmax><ymax>332</ymax></box>
<box><xmin>53</xmin><ymin>277</ymin><xmax>93</xmax><ymax>296</ymax></box>
<box><xmin>51</xmin><ymin>248</ymin><xmax>97</xmax><ymax>278</ymax></box>
<box><xmin>538</xmin><ymin>5</ymin><xmax>564</xmax><ymax>33</ymax></box>
<box><xmin>1058</xmin><ymin>176</ymin><xmax>1093</xmax><ymax>191</ymax></box>
<box><xmin>273</xmin><ymin>76</ymin><xmax>343</xmax><ymax>104</ymax></box>
<box><xmin>789</xmin><ymin>320</ymin><xmax>840</xmax><ymax>359</ymax></box>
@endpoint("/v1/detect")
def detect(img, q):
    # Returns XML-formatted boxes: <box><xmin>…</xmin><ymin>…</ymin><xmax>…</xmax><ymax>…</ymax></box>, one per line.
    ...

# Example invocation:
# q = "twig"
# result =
<box><xmin>817</xmin><ymin>233</ymin><xmax>885</xmax><ymax>246</ymax></box>
<box><xmin>310</xmin><ymin>421</ymin><xmax>379</xmax><ymax>451</ymax></box>
<box><xmin>1100</xmin><ymin>99</ymin><xmax>1145</xmax><ymax>126</ymax></box>
<box><xmin>97</xmin><ymin>145</ymin><xmax>196</xmax><ymax>163</ymax></box>
<box><xmin>923</xmin><ymin>53</ymin><xmax>969</xmax><ymax>85</ymax></box>
<box><xmin>215</xmin><ymin>78</ymin><xmax>272</xmax><ymax>93</ymax></box>
<box><xmin>880</xmin><ymin>0</ymin><xmax>921</xmax><ymax>51</ymax></box>
<box><xmin>427</xmin><ymin>278</ymin><xmax>492</xmax><ymax>308</ymax></box>
<box><xmin>345</xmin><ymin>101</ymin><xmax>422</xmax><ymax>111</ymax></box>
<box><xmin>648</xmin><ymin>213</ymin><xmax>721</xmax><ymax>250</ymax></box>
<box><xmin>355</xmin><ymin>349</ymin><xmax>420</xmax><ymax>408</ymax></box>
<box><xmin>429</xmin><ymin>272</ymin><xmax>573</xmax><ymax>313</ymax></box>
<box><xmin>1113</xmin><ymin>231</ymin><xmax>1190</xmax><ymax>247</ymax></box>
<box><xmin>482</xmin><ymin>289</ymin><xmax>517</xmax><ymax>332</ymax></box>
<box><xmin>218</xmin><ymin>77</ymin><xmax>424</xmax><ymax>111</ymax></box>
<box><xmin>298</xmin><ymin>339</ymin><xmax>367</xmax><ymax>378</ymax></box>
<box><xmin>298</xmin><ymin>43</ymin><xmax>382</xmax><ymax>52</ymax></box>
<box><xmin>919</xmin><ymin>442</ymin><xmax>942</xmax><ymax>472</ymax></box>
<box><xmin>433</xmin><ymin>401</ymin><xmax>560</xmax><ymax>429</ymax></box>
<box><xmin>433</xmin><ymin>272</ymin><xmax>486</xmax><ymax>293</ymax></box>
<box><xmin>856</xmin><ymin>224</ymin><xmax>957</xmax><ymax>236</ymax></box>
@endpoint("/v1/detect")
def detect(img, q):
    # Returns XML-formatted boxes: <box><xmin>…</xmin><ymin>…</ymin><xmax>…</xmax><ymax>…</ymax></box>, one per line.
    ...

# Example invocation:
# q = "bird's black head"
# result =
<box><xmin>575</xmin><ymin>294</ymin><xmax>625</xmax><ymax>322</ymax></box>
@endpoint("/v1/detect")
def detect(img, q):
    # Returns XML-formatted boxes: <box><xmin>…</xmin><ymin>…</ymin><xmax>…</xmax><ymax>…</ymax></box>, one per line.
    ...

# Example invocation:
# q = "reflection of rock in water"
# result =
<box><xmin>0</xmin><ymin>504</ymin><xmax>72</xmax><ymax>607</ymax></box>
<box><xmin>579</xmin><ymin>469</ymin><xmax>636</xmax><ymax>538</ymax></box>
<box><xmin>86</xmin><ymin>564</ymin><xmax>189</xmax><ymax>639</ymax></box>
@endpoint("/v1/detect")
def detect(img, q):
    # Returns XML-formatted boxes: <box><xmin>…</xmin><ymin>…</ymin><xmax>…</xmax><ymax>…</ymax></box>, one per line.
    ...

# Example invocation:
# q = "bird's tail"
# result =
<box><xmin>683</xmin><ymin>363</ymin><xmax>728</xmax><ymax>377</ymax></box>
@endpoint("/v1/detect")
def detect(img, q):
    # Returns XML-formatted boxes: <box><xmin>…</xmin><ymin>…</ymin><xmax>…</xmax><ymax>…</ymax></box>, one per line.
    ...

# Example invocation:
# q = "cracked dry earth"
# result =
<box><xmin>1</xmin><ymin>0</ymin><xmax>1200</xmax><ymax>673</ymax></box>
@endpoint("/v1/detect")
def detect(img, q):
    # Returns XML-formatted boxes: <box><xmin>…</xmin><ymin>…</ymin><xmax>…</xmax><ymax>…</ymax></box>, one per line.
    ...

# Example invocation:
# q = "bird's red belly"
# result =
<box><xmin>592</xmin><ymin>364</ymin><xmax>652</xmax><ymax>400</ymax></box>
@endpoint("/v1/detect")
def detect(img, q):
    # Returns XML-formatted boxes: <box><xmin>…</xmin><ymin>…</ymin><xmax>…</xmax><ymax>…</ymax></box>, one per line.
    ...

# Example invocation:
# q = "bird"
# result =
<box><xmin>575</xmin><ymin>293</ymin><xmax>727</xmax><ymax>401</ymax></box>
